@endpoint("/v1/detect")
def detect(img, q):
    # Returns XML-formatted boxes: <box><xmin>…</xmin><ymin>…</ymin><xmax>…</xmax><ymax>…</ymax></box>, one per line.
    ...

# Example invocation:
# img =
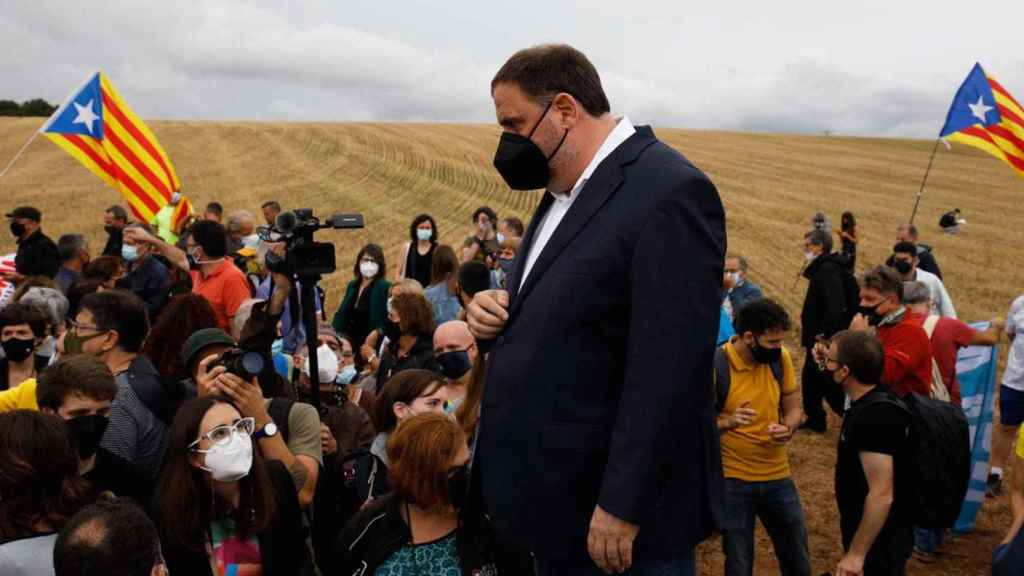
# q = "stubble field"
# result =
<box><xmin>1</xmin><ymin>117</ymin><xmax>1021</xmax><ymax>575</ymax></box>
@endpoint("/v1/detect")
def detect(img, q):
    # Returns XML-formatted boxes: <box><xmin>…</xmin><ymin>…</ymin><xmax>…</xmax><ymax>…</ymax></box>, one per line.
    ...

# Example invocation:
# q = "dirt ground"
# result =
<box><xmin>695</xmin><ymin>411</ymin><xmax>1013</xmax><ymax>576</ymax></box>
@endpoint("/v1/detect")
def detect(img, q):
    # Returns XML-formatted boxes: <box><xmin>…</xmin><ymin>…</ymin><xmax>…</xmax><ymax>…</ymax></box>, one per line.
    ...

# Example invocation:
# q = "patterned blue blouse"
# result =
<box><xmin>375</xmin><ymin>531</ymin><xmax>461</xmax><ymax>575</ymax></box>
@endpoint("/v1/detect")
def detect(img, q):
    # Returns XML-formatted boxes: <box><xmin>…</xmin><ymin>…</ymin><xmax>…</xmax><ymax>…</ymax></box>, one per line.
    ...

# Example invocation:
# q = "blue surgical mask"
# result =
<box><xmin>121</xmin><ymin>244</ymin><xmax>140</xmax><ymax>262</ymax></box>
<box><xmin>416</xmin><ymin>228</ymin><xmax>433</xmax><ymax>242</ymax></box>
<box><xmin>335</xmin><ymin>364</ymin><xmax>357</xmax><ymax>385</ymax></box>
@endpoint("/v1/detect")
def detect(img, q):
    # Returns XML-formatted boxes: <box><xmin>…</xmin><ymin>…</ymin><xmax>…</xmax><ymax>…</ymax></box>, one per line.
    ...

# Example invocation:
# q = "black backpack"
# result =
<box><xmin>713</xmin><ymin>345</ymin><xmax>783</xmax><ymax>413</ymax></box>
<box><xmin>117</xmin><ymin>357</ymin><xmax>189</xmax><ymax>426</ymax></box>
<box><xmin>853</xmin><ymin>391</ymin><xmax>971</xmax><ymax>530</ymax></box>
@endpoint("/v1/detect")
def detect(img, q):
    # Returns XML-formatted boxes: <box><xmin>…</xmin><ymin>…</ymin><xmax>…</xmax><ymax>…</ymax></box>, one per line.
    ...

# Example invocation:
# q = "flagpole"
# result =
<box><xmin>0</xmin><ymin>130</ymin><xmax>41</xmax><ymax>181</ymax></box>
<box><xmin>909</xmin><ymin>137</ymin><xmax>943</xmax><ymax>226</ymax></box>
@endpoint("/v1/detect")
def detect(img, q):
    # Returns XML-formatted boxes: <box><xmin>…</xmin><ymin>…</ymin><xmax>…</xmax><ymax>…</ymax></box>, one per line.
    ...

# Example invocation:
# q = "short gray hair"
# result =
<box><xmin>725</xmin><ymin>254</ymin><xmax>749</xmax><ymax>272</ymax></box>
<box><xmin>225</xmin><ymin>210</ymin><xmax>255</xmax><ymax>234</ymax></box>
<box><xmin>18</xmin><ymin>287</ymin><xmax>70</xmax><ymax>329</ymax></box>
<box><xmin>902</xmin><ymin>281</ymin><xmax>932</xmax><ymax>305</ymax></box>
<box><xmin>57</xmin><ymin>235</ymin><xmax>87</xmax><ymax>263</ymax></box>
<box><xmin>807</xmin><ymin>229</ymin><xmax>833</xmax><ymax>254</ymax></box>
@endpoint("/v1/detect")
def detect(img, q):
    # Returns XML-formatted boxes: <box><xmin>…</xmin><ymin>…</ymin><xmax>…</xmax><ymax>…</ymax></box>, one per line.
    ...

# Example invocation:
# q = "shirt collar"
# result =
<box><xmin>878</xmin><ymin>306</ymin><xmax>906</xmax><ymax>327</ymax></box>
<box><xmin>551</xmin><ymin>116</ymin><xmax>636</xmax><ymax>203</ymax></box>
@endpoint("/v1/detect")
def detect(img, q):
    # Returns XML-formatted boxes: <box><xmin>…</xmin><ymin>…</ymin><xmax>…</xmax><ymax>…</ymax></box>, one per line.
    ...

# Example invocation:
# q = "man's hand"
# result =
<box><xmin>320</xmin><ymin>423</ymin><xmax>337</xmax><ymax>456</ymax></box>
<box><xmin>196</xmin><ymin>354</ymin><xmax>227</xmax><ymax>397</ymax></box>
<box><xmin>587</xmin><ymin>505</ymin><xmax>639</xmax><ymax>574</ymax></box>
<box><xmin>849</xmin><ymin>313</ymin><xmax>871</xmax><ymax>332</ymax></box>
<box><xmin>727</xmin><ymin>401</ymin><xmax>757</xmax><ymax>429</ymax></box>
<box><xmin>123</xmin><ymin>226</ymin><xmax>159</xmax><ymax>246</ymax></box>
<box><xmin>467</xmin><ymin>289</ymin><xmax>510</xmax><ymax>340</ymax></box>
<box><xmin>216</xmin><ymin>374</ymin><xmax>272</xmax><ymax>428</ymax></box>
<box><xmin>811</xmin><ymin>341</ymin><xmax>829</xmax><ymax>366</ymax></box>
<box><xmin>766</xmin><ymin>423</ymin><xmax>794</xmax><ymax>444</ymax></box>
<box><xmin>836</xmin><ymin>552</ymin><xmax>864</xmax><ymax>576</ymax></box>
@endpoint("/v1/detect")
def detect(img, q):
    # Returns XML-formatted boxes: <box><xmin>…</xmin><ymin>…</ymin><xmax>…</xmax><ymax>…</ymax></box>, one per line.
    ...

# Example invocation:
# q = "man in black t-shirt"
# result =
<box><xmin>36</xmin><ymin>354</ymin><xmax>153</xmax><ymax>509</ymax></box>
<box><xmin>824</xmin><ymin>330</ymin><xmax>913</xmax><ymax>576</ymax></box>
<box><xmin>4</xmin><ymin>206</ymin><xmax>60</xmax><ymax>281</ymax></box>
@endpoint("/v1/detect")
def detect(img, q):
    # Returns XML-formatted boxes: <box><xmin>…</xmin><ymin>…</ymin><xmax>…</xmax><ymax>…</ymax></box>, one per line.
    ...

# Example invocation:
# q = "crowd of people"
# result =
<box><xmin>0</xmin><ymin>42</ymin><xmax>1023</xmax><ymax>576</ymax></box>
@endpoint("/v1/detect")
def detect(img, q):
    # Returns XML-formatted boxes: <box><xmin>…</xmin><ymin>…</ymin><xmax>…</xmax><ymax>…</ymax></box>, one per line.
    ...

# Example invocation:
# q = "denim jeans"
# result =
<box><xmin>533</xmin><ymin>548</ymin><xmax>695</xmax><ymax>576</ymax></box>
<box><xmin>913</xmin><ymin>526</ymin><xmax>944</xmax><ymax>554</ymax></box>
<box><xmin>721</xmin><ymin>477</ymin><xmax>812</xmax><ymax>576</ymax></box>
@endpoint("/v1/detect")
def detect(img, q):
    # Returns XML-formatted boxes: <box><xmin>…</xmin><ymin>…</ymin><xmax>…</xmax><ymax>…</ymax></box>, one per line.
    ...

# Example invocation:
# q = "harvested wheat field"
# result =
<box><xmin>1</xmin><ymin>117</ymin><xmax>1021</xmax><ymax>574</ymax></box>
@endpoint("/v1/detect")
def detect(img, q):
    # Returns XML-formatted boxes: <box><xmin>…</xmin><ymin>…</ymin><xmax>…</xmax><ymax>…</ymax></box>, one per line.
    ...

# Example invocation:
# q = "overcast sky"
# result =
<box><xmin>3</xmin><ymin>0</ymin><xmax>1023</xmax><ymax>137</ymax></box>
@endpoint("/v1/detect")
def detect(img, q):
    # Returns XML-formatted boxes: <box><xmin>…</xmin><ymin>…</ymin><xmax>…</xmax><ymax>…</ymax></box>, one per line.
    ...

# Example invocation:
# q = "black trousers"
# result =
<box><xmin>801</xmin><ymin>347</ymin><xmax>846</xmax><ymax>428</ymax></box>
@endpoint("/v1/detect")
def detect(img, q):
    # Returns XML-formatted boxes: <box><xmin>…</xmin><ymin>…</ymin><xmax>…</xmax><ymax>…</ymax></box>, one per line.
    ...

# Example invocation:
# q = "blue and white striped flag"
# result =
<box><xmin>953</xmin><ymin>321</ymin><xmax>999</xmax><ymax>534</ymax></box>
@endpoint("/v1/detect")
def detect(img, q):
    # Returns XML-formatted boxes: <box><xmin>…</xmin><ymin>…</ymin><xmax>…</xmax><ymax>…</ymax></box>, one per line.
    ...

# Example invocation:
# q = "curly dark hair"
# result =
<box><xmin>0</xmin><ymin>410</ymin><xmax>90</xmax><ymax>541</ymax></box>
<box><xmin>409</xmin><ymin>214</ymin><xmax>438</xmax><ymax>244</ymax></box>
<box><xmin>734</xmin><ymin>298</ymin><xmax>791</xmax><ymax>336</ymax></box>
<box><xmin>142</xmin><ymin>294</ymin><xmax>219</xmax><ymax>381</ymax></box>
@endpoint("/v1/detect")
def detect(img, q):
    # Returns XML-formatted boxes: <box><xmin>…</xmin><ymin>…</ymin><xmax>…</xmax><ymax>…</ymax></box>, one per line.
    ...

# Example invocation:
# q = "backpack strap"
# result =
<box><xmin>267</xmin><ymin>398</ymin><xmax>294</xmax><ymax>442</ymax></box>
<box><xmin>923</xmin><ymin>315</ymin><xmax>940</xmax><ymax>338</ymax></box>
<box><xmin>920</xmin><ymin>316</ymin><xmax>952</xmax><ymax>401</ymax></box>
<box><xmin>714</xmin><ymin>346</ymin><xmax>731</xmax><ymax>413</ymax></box>
<box><xmin>118</xmin><ymin>359</ymin><xmax>182</xmax><ymax>426</ymax></box>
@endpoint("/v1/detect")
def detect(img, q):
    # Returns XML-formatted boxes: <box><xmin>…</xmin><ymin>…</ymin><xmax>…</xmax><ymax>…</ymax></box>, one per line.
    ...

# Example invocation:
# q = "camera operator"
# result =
<box><xmin>460</xmin><ymin>206</ymin><xmax>500</xmax><ymax>265</ymax></box>
<box><xmin>180</xmin><ymin>260</ymin><xmax>323</xmax><ymax>510</ymax></box>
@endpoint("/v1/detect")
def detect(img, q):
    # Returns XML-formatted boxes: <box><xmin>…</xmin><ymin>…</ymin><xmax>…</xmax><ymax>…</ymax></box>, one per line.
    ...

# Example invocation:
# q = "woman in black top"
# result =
<box><xmin>0</xmin><ymin>303</ymin><xmax>48</xmax><ymax>391</ymax></box>
<box><xmin>156</xmin><ymin>396</ymin><xmax>311</xmax><ymax>576</ymax></box>
<box><xmin>398</xmin><ymin>214</ymin><xmax>438</xmax><ymax>289</ymax></box>
<box><xmin>840</xmin><ymin>211</ymin><xmax>859</xmax><ymax>271</ymax></box>
<box><xmin>331</xmin><ymin>244</ymin><xmax>391</xmax><ymax>364</ymax></box>
<box><xmin>375</xmin><ymin>292</ymin><xmax>439</xmax><ymax>389</ymax></box>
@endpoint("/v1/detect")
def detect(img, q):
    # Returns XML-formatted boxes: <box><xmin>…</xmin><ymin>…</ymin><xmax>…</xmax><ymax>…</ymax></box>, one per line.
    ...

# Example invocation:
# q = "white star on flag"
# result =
<box><xmin>72</xmin><ymin>99</ymin><xmax>99</xmax><ymax>135</ymax></box>
<box><xmin>968</xmin><ymin>94</ymin><xmax>994</xmax><ymax>124</ymax></box>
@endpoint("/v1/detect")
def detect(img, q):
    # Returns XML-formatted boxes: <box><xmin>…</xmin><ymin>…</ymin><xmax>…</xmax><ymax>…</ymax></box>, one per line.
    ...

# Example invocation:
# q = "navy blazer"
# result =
<box><xmin>476</xmin><ymin>126</ymin><xmax>726</xmax><ymax>562</ymax></box>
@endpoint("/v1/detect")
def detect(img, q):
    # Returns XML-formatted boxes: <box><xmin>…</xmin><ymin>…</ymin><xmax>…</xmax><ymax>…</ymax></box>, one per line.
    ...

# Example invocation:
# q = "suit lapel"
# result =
<box><xmin>509</xmin><ymin>158</ymin><xmax>625</xmax><ymax>319</ymax></box>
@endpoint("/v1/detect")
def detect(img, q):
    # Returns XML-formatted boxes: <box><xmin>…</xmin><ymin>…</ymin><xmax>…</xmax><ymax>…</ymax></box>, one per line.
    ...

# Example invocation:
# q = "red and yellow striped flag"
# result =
<box><xmin>940</xmin><ymin>63</ymin><xmax>1024</xmax><ymax>178</ymax></box>
<box><xmin>40</xmin><ymin>71</ymin><xmax>185</xmax><ymax>222</ymax></box>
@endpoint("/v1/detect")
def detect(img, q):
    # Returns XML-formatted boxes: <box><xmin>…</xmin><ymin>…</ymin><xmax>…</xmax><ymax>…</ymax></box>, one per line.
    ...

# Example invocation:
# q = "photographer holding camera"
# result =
<box><xmin>460</xmin><ymin>206</ymin><xmax>501</xmax><ymax>265</ymax></box>
<box><xmin>180</xmin><ymin>258</ymin><xmax>323</xmax><ymax>510</ymax></box>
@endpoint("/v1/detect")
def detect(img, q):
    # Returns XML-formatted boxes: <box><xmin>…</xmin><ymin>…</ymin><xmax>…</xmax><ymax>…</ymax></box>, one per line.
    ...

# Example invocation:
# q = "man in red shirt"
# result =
<box><xmin>902</xmin><ymin>281</ymin><xmax>1003</xmax><ymax>404</ymax></box>
<box><xmin>848</xmin><ymin>266</ymin><xmax>932</xmax><ymax>398</ymax></box>
<box><xmin>125</xmin><ymin>220</ymin><xmax>251</xmax><ymax>332</ymax></box>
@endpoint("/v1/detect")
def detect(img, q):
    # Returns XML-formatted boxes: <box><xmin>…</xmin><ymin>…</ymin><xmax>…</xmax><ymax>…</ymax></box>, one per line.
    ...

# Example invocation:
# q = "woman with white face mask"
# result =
<box><xmin>397</xmin><ymin>214</ymin><xmax>439</xmax><ymax>288</ymax></box>
<box><xmin>156</xmin><ymin>397</ymin><xmax>313</xmax><ymax>576</ymax></box>
<box><xmin>330</xmin><ymin>243</ymin><xmax>391</xmax><ymax>368</ymax></box>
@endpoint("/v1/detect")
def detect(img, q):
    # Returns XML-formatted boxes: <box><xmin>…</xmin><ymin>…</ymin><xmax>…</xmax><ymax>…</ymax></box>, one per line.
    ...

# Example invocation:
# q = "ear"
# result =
<box><xmin>552</xmin><ymin>92</ymin><xmax>581</xmax><ymax>126</ymax></box>
<box><xmin>393</xmin><ymin>402</ymin><xmax>409</xmax><ymax>421</ymax></box>
<box><xmin>102</xmin><ymin>330</ymin><xmax>120</xmax><ymax>353</ymax></box>
<box><xmin>188</xmin><ymin>451</ymin><xmax>205</xmax><ymax>470</ymax></box>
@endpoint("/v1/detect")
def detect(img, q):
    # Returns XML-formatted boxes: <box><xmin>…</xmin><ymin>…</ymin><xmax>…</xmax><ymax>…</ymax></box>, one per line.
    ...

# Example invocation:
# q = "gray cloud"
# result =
<box><xmin>2</xmin><ymin>1</ymin><xmax>1023</xmax><ymax>137</ymax></box>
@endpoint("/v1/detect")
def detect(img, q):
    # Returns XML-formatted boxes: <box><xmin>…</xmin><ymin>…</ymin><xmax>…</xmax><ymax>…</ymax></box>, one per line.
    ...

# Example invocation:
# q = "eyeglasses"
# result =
<box><xmin>67</xmin><ymin>318</ymin><xmax>103</xmax><ymax>334</ymax></box>
<box><xmin>189</xmin><ymin>417</ymin><xmax>255</xmax><ymax>450</ymax></box>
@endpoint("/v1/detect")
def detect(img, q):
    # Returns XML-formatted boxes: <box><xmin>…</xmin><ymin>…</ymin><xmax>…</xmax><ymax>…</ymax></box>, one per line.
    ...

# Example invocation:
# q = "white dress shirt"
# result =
<box><xmin>519</xmin><ymin>117</ymin><xmax>636</xmax><ymax>288</ymax></box>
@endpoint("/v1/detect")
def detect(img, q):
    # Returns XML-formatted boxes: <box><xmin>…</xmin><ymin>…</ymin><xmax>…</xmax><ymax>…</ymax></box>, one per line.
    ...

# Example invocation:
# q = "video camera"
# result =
<box><xmin>259</xmin><ymin>208</ymin><xmax>364</xmax><ymax>278</ymax></box>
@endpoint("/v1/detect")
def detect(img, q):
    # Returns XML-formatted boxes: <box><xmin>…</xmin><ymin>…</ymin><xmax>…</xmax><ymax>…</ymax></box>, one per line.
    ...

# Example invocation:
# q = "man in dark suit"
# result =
<box><xmin>468</xmin><ymin>44</ymin><xmax>726</xmax><ymax>575</ymax></box>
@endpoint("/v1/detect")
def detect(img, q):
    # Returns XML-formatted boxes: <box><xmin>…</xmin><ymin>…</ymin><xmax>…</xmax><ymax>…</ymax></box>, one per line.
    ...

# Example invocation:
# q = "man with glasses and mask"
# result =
<box><xmin>819</xmin><ymin>265</ymin><xmax>933</xmax><ymax>399</ymax></box>
<box><xmin>3</xmin><ymin>206</ymin><xmax>60</xmax><ymax>282</ymax></box>
<box><xmin>63</xmin><ymin>290</ymin><xmax>172</xmax><ymax>478</ymax></box>
<box><xmin>433</xmin><ymin>320</ymin><xmax>478</xmax><ymax>406</ymax></box>
<box><xmin>824</xmin><ymin>330</ymin><xmax>914</xmax><ymax>576</ymax></box>
<box><xmin>124</xmin><ymin>219</ymin><xmax>251</xmax><ymax>332</ymax></box>
<box><xmin>467</xmin><ymin>44</ymin><xmax>725</xmax><ymax>576</ymax></box>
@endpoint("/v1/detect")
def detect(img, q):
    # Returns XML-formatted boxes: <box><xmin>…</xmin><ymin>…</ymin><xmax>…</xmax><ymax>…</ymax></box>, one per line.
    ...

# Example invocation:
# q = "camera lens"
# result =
<box><xmin>240</xmin><ymin>351</ymin><xmax>265</xmax><ymax>377</ymax></box>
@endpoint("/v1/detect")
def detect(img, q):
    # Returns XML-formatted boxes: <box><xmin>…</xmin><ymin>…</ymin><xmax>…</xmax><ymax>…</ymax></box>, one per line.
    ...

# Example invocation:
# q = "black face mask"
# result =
<box><xmin>858</xmin><ymin>304</ymin><xmax>884</xmax><ymax>326</ymax></box>
<box><xmin>10</xmin><ymin>221</ymin><xmax>26</xmax><ymax>238</ymax></box>
<box><xmin>66</xmin><ymin>414</ymin><xmax>110</xmax><ymax>460</ymax></box>
<box><xmin>492</xmin><ymin>99</ymin><xmax>569</xmax><ymax>190</ymax></box>
<box><xmin>892</xmin><ymin>260</ymin><xmax>913</xmax><ymax>275</ymax></box>
<box><xmin>1</xmin><ymin>337</ymin><xmax>35</xmax><ymax>363</ymax></box>
<box><xmin>447</xmin><ymin>464</ymin><xmax>470</xmax><ymax>509</ymax></box>
<box><xmin>384</xmin><ymin>319</ymin><xmax>402</xmax><ymax>344</ymax></box>
<box><xmin>437</xmin><ymin>349</ymin><xmax>472</xmax><ymax>380</ymax></box>
<box><xmin>749</xmin><ymin>340</ymin><xmax>782</xmax><ymax>364</ymax></box>
<box><xmin>825</xmin><ymin>364</ymin><xmax>849</xmax><ymax>387</ymax></box>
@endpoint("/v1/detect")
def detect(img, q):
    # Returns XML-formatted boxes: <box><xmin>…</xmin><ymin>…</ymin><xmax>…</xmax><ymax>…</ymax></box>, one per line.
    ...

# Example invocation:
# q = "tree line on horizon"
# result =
<box><xmin>0</xmin><ymin>99</ymin><xmax>58</xmax><ymax>117</ymax></box>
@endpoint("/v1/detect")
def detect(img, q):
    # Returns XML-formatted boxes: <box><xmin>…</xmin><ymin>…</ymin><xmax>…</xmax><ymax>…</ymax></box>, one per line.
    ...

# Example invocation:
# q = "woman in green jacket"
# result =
<box><xmin>331</xmin><ymin>244</ymin><xmax>390</xmax><ymax>363</ymax></box>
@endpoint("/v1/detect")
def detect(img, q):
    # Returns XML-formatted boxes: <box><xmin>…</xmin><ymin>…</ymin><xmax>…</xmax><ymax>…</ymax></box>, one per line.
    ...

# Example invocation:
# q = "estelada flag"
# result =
<box><xmin>39</xmin><ymin>71</ymin><xmax>188</xmax><ymax>223</ymax></box>
<box><xmin>940</xmin><ymin>63</ymin><xmax>1024</xmax><ymax>178</ymax></box>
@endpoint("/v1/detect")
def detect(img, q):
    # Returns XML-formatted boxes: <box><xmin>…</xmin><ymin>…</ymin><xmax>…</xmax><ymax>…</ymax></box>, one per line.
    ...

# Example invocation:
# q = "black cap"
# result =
<box><xmin>5</xmin><ymin>206</ymin><xmax>41</xmax><ymax>222</ymax></box>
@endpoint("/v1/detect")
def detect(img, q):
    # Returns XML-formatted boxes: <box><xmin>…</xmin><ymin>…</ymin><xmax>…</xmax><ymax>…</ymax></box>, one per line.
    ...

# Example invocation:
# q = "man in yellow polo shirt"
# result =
<box><xmin>716</xmin><ymin>298</ymin><xmax>810</xmax><ymax>576</ymax></box>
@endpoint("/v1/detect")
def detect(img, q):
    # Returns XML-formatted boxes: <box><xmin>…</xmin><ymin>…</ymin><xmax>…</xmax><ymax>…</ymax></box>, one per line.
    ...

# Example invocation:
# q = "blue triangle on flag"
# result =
<box><xmin>940</xmin><ymin>63</ymin><xmax>1002</xmax><ymax>137</ymax></box>
<box><xmin>43</xmin><ymin>72</ymin><xmax>105</xmax><ymax>139</ymax></box>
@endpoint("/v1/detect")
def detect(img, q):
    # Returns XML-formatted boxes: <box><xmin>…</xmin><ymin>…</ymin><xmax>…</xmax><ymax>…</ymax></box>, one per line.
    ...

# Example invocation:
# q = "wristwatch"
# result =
<box><xmin>253</xmin><ymin>422</ymin><xmax>279</xmax><ymax>440</ymax></box>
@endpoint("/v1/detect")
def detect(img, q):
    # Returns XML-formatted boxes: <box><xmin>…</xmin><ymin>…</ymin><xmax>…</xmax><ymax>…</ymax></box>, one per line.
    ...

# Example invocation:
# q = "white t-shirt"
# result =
<box><xmin>1004</xmin><ymin>295</ymin><xmax>1024</xmax><ymax>391</ymax></box>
